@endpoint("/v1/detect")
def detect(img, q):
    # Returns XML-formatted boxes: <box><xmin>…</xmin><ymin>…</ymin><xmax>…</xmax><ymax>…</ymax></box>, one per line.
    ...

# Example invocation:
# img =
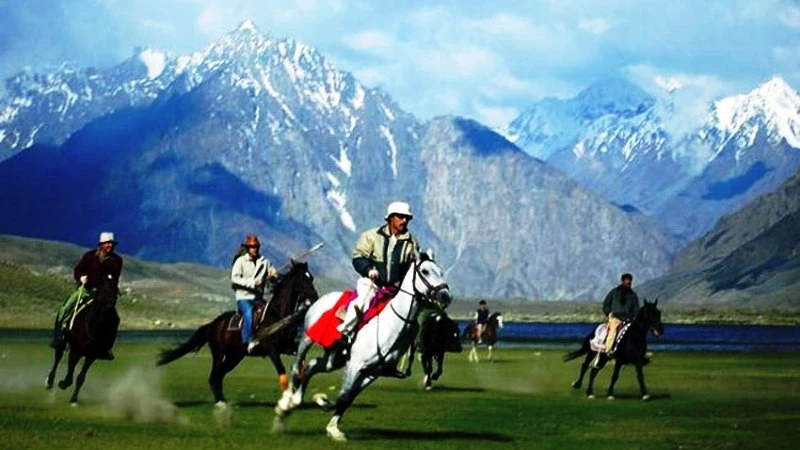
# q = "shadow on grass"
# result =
<box><xmin>173</xmin><ymin>400</ymin><xmax>378</xmax><ymax>410</ymax></box>
<box><xmin>425</xmin><ymin>386</ymin><xmax>486</xmax><ymax>393</ymax></box>
<box><xmin>357</xmin><ymin>427</ymin><xmax>514</xmax><ymax>442</ymax></box>
<box><xmin>611</xmin><ymin>392</ymin><xmax>671</xmax><ymax>401</ymax></box>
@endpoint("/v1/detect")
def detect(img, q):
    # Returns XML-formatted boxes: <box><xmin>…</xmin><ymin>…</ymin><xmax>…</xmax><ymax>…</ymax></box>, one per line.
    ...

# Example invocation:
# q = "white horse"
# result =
<box><xmin>273</xmin><ymin>252</ymin><xmax>451</xmax><ymax>441</ymax></box>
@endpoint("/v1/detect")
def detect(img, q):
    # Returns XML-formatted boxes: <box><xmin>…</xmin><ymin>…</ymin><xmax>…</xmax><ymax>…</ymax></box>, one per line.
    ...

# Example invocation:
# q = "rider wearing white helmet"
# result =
<box><xmin>337</xmin><ymin>201</ymin><xmax>420</xmax><ymax>343</ymax></box>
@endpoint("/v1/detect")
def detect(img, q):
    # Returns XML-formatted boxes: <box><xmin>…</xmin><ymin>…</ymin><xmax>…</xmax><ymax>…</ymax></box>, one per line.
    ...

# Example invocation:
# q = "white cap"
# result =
<box><xmin>385</xmin><ymin>201</ymin><xmax>413</xmax><ymax>220</ymax></box>
<box><xmin>98</xmin><ymin>232</ymin><xmax>117</xmax><ymax>244</ymax></box>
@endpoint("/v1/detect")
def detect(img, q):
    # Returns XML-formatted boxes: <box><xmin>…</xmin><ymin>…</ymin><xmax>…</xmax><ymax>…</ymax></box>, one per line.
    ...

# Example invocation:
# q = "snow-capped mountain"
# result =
<box><xmin>509</xmin><ymin>76</ymin><xmax>800</xmax><ymax>241</ymax></box>
<box><xmin>0</xmin><ymin>22</ymin><xmax>676</xmax><ymax>299</ymax></box>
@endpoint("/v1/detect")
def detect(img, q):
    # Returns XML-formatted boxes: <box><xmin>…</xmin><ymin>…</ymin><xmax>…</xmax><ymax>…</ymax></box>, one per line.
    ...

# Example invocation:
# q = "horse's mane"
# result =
<box><xmin>489</xmin><ymin>312</ymin><xmax>502</xmax><ymax>321</ymax></box>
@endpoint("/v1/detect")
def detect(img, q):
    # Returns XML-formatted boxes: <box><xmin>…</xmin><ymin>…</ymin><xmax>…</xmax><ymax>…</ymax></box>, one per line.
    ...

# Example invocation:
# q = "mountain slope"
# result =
<box><xmin>640</xmin><ymin>167</ymin><xmax>800</xmax><ymax>306</ymax></box>
<box><xmin>0</xmin><ymin>23</ymin><xmax>676</xmax><ymax>299</ymax></box>
<box><xmin>509</xmin><ymin>77</ymin><xmax>800</xmax><ymax>241</ymax></box>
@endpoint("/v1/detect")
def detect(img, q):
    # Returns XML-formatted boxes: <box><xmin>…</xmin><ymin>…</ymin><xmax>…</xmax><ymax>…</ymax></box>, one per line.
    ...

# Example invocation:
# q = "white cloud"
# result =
<box><xmin>778</xmin><ymin>3</ymin><xmax>800</xmax><ymax>29</ymax></box>
<box><xmin>471</xmin><ymin>103</ymin><xmax>519</xmax><ymax>132</ymax></box>
<box><xmin>578</xmin><ymin>17</ymin><xmax>610</xmax><ymax>35</ymax></box>
<box><xmin>343</xmin><ymin>30</ymin><xmax>396</xmax><ymax>54</ymax></box>
<box><xmin>654</xmin><ymin>76</ymin><xmax>684</xmax><ymax>93</ymax></box>
<box><xmin>140</xmin><ymin>18</ymin><xmax>177</xmax><ymax>35</ymax></box>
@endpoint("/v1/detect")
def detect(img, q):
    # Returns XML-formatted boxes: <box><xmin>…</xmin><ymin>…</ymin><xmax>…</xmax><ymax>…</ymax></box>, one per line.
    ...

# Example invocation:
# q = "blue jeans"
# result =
<box><xmin>237</xmin><ymin>299</ymin><xmax>256</xmax><ymax>344</ymax></box>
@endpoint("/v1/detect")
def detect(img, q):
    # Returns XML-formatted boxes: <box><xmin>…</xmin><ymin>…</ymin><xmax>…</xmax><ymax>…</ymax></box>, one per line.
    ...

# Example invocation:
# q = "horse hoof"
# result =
<box><xmin>326</xmin><ymin>426</ymin><xmax>347</xmax><ymax>442</ymax></box>
<box><xmin>313</xmin><ymin>393</ymin><xmax>332</xmax><ymax>410</ymax></box>
<box><xmin>214</xmin><ymin>401</ymin><xmax>228</xmax><ymax>409</ymax></box>
<box><xmin>642</xmin><ymin>394</ymin><xmax>651</xmax><ymax>401</ymax></box>
<box><xmin>425</xmin><ymin>385</ymin><xmax>432</xmax><ymax>391</ymax></box>
<box><xmin>607</xmin><ymin>395</ymin><xmax>615</xmax><ymax>401</ymax></box>
<box><xmin>271</xmin><ymin>415</ymin><xmax>285</xmax><ymax>434</ymax></box>
<box><xmin>587</xmin><ymin>394</ymin><xmax>595</xmax><ymax>399</ymax></box>
<box><xmin>70</xmin><ymin>402</ymin><xmax>79</xmax><ymax>407</ymax></box>
<box><xmin>571</xmin><ymin>381</ymin><xmax>581</xmax><ymax>389</ymax></box>
<box><xmin>58</xmin><ymin>381</ymin><xmax>71</xmax><ymax>390</ymax></box>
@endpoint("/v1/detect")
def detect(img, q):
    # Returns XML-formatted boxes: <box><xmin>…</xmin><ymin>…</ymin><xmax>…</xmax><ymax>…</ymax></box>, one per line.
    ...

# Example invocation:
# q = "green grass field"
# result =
<box><xmin>1</xmin><ymin>341</ymin><xmax>798</xmax><ymax>449</ymax></box>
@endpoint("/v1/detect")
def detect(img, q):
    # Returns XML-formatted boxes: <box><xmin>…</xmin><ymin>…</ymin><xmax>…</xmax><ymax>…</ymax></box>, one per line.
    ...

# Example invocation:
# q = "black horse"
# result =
<box><xmin>157</xmin><ymin>262</ymin><xmax>318</xmax><ymax>405</ymax></box>
<box><xmin>564</xmin><ymin>299</ymin><xmax>663</xmax><ymax>400</ymax></box>
<box><xmin>415</xmin><ymin>312</ymin><xmax>462</xmax><ymax>389</ymax></box>
<box><xmin>46</xmin><ymin>275</ymin><xmax>120</xmax><ymax>404</ymax></box>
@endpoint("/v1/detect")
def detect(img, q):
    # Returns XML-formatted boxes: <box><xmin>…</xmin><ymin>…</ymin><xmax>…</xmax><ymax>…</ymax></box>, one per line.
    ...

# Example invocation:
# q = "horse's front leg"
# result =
<box><xmin>468</xmin><ymin>342</ymin><xmax>479</xmax><ymax>363</ymax></box>
<box><xmin>46</xmin><ymin>342</ymin><xmax>66</xmax><ymax>389</ymax></box>
<box><xmin>421</xmin><ymin>354</ymin><xmax>433</xmax><ymax>389</ymax></box>
<box><xmin>432</xmin><ymin>352</ymin><xmax>444</xmax><ymax>381</ymax></box>
<box><xmin>606</xmin><ymin>360</ymin><xmax>623</xmax><ymax>399</ymax></box>
<box><xmin>635</xmin><ymin>364</ymin><xmax>650</xmax><ymax>400</ymax></box>
<box><xmin>69</xmin><ymin>357</ymin><xmax>95</xmax><ymax>405</ymax></box>
<box><xmin>487</xmin><ymin>345</ymin><xmax>494</xmax><ymax>361</ymax></box>
<box><xmin>58</xmin><ymin>348</ymin><xmax>80</xmax><ymax>390</ymax></box>
<box><xmin>404</xmin><ymin>341</ymin><xmax>417</xmax><ymax>377</ymax></box>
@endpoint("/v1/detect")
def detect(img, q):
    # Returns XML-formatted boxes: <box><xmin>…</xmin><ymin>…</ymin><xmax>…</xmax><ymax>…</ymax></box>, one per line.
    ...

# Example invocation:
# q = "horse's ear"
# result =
<box><xmin>418</xmin><ymin>251</ymin><xmax>430</xmax><ymax>262</ymax></box>
<box><xmin>425</xmin><ymin>247</ymin><xmax>436</xmax><ymax>261</ymax></box>
<box><xmin>643</xmin><ymin>297</ymin><xmax>649</xmax><ymax>305</ymax></box>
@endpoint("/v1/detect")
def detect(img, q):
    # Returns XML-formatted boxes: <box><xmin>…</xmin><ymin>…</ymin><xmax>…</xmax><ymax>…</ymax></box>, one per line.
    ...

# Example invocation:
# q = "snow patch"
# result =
<box><xmin>351</xmin><ymin>84</ymin><xmax>365</xmax><ymax>110</ymax></box>
<box><xmin>326</xmin><ymin>188</ymin><xmax>356</xmax><ymax>232</ymax></box>
<box><xmin>139</xmin><ymin>49</ymin><xmax>166</xmax><ymax>79</ymax></box>
<box><xmin>325</xmin><ymin>171</ymin><xmax>341</xmax><ymax>188</ymax></box>
<box><xmin>331</xmin><ymin>147</ymin><xmax>352</xmax><ymax>176</ymax></box>
<box><xmin>379</xmin><ymin>125</ymin><xmax>398</xmax><ymax>176</ymax></box>
<box><xmin>379</xmin><ymin>102</ymin><xmax>395</xmax><ymax>121</ymax></box>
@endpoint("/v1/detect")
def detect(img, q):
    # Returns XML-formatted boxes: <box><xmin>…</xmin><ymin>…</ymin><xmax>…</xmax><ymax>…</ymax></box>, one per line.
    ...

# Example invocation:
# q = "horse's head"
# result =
<box><xmin>94</xmin><ymin>274</ymin><xmax>118</xmax><ymax>307</ymax></box>
<box><xmin>432</xmin><ymin>313</ymin><xmax>462</xmax><ymax>353</ymax></box>
<box><xmin>640</xmin><ymin>298</ymin><xmax>663</xmax><ymax>337</ymax></box>
<box><xmin>491</xmin><ymin>313</ymin><xmax>504</xmax><ymax>329</ymax></box>
<box><xmin>273</xmin><ymin>261</ymin><xmax>319</xmax><ymax>314</ymax></box>
<box><xmin>410</xmin><ymin>251</ymin><xmax>451</xmax><ymax>307</ymax></box>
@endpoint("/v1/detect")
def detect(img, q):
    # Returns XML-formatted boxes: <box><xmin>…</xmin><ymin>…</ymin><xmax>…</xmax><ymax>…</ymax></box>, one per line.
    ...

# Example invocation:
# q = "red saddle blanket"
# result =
<box><xmin>305</xmin><ymin>286</ymin><xmax>398</xmax><ymax>348</ymax></box>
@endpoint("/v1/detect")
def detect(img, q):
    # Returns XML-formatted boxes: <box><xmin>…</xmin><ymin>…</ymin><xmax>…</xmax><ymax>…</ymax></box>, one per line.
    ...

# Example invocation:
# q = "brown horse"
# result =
<box><xmin>463</xmin><ymin>312</ymin><xmax>503</xmax><ymax>362</ymax></box>
<box><xmin>46</xmin><ymin>275</ymin><xmax>120</xmax><ymax>404</ymax></box>
<box><xmin>157</xmin><ymin>261</ymin><xmax>318</xmax><ymax>406</ymax></box>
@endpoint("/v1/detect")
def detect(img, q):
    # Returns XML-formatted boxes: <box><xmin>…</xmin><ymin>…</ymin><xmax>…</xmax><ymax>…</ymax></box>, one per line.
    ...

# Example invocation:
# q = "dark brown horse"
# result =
<box><xmin>46</xmin><ymin>275</ymin><xmax>120</xmax><ymax>404</ymax></box>
<box><xmin>463</xmin><ymin>312</ymin><xmax>503</xmax><ymax>362</ymax></box>
<box><xmin>157</xmin><ymin>261</ymin><xmax>318</xmax><ymax>406</ymax></box>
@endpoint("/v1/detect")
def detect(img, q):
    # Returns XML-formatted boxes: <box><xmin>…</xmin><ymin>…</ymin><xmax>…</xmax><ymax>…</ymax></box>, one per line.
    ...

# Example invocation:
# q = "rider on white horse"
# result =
<box><xmin>336</xmin><ymin>201</ymin><xmax>420</xmax><ymax>345</ymax></box>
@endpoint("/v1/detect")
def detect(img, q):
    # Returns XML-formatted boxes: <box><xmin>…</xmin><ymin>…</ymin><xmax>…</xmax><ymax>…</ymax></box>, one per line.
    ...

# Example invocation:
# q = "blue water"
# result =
<box><xmin>455</xmin><ymin>321</ymin><xmax>800</xmax><ymax>352</ymax></box>
<box><xmin>3</xmin><ymin>322</ymin><xmax>799</xmax><ymax>351</ymax></box>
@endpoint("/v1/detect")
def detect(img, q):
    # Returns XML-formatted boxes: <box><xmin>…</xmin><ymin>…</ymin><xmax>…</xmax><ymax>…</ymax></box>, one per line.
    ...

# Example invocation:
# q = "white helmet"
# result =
<box><xmin>98</xmin><ymin>232</ymin><xmax>117</xmax><ymax>244</ymax></box>
<box><xmin>384</xmin><ymin>201</ymin><xmax>413</xmax><ymax>220</ymax></box>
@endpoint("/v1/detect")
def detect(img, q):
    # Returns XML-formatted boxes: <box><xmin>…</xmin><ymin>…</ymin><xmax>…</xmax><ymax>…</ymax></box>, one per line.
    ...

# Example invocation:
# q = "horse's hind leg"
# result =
<box><xmin>266</xmin><ymin>349</ymin><xmax>288</xmax><ymax>391</ymax></box>
<box><xmin>572</xmin><ymin>352</ymin><xmax>594</xmax><ymax>389</ymax></box>
<box><xmin>586</xmin><ymin>359</ymin><xmax>606</xmax><ymax>399</ymax></box>
<box><xmin>58</xmin><ymin>349</ymin><xmax>80</xmax><ymax>390</ymax></box>
<box><xmin>209</xmin><ymin>350</ymin><xmax>244</xmax><ymax>405</ymax></box>
<box><xmin>326</xmin><ymin>371</ymin><xmax>376</xmax><ymax>442</ymax></box>
<box><xmin>635</xmin><ymin>364</ymin><xmax>649</xmax><ymax>400</ymax></box>
<box><xmin>69</xmin><ymin>357</ymin><xmax>95</xmax><ymax>405</ymax></box>
<box><xmin>606</xmin><ymin>361</ymin><xmax>623</xmax><ymax>399</ymax></box>
<box><xmin>46</xmin><ymin>343</ymin><xmax>66</xmax><ymax>389</ymax></box>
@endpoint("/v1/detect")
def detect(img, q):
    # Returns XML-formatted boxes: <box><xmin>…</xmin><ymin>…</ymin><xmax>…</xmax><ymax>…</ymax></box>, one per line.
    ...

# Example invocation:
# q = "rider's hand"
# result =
<box><xmin>79</xmin><ymin>275</ymin><xmax>88</xmax><ymax>285</ymax></box>
<box><xmin>255</xmin><ymin>278</ymin><xmax>263</xmax><ymax>287</ymax></box>
<box><xmin>608</xmin><ymin>312</ymin><xmax>615</xmax><ymax>320</ymax></box>
<box><xmin>368</xmin><ymin>268</ymin><xmax>379</xmax><ymax>282</ymax></box>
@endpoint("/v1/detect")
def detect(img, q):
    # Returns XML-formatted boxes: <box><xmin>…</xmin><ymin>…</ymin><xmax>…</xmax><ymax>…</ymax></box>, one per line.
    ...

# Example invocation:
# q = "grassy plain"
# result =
<box><xmin>0</xmin><ymin>341</ymin><xmax>798</xmax><ymax>449</ymax></box>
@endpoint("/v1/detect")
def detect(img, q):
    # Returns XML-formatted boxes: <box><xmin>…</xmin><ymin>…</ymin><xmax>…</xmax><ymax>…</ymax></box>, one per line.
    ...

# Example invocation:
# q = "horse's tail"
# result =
<box><xmin>156</xmin><ymin>323</ymin><xmax>211</xmax><ymax>366</ymax></box>
<box><xmin>562</xmin><ymin>334</ymin><xmax>591</xmax><ymax>362</ymax></box>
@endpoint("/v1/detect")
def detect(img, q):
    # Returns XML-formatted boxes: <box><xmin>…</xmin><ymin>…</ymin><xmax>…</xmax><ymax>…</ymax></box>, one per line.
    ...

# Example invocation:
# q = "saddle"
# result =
<box><xmin>589</xmin><ymin>321</ymin><xmax>632</xmax><ymax>354</ymax></box>
<box><xmin>227</xmin><ymin>300</ymin><xmax>270</xmax><ymax>331</ymax></box>
<box><xmin>305</xmin><ymin>286</ymin><xmax>398</xmax><ymax>348</ymax></box>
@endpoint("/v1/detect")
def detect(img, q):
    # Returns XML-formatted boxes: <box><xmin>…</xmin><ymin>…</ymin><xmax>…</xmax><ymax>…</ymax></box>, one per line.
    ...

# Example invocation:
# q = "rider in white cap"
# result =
<box><xmin>51</xmin><ymin>232</ymin><xmax>124</xmax><ymax>360</ymax></box>
<box><xmin>337</xmin><ymin>201</ymin><xmax>420</xmax><ymax>344</ymax></box>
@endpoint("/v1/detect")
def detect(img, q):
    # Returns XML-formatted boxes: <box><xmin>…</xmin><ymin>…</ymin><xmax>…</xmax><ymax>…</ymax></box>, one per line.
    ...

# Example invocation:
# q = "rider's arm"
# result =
<box><xmin>73</xmin><ymin>251</ymin><xmax>91</xmax><ymax>284</ymax></box>
<box><xmin>351</xmin><ymin>231</ymin><xmax>376</xmax><ymax>278</ymax></box>
<box><xmin>629</xmin><ymin>292</ymin><xmax>641</xmax><ymax>317</ymax></box>
<box><xmin>602</xmin><ymin>289</ymin><xmax>614</xmax><ymax>317</ymax></box>
<box><xmin>231</xmin><ymin>257</ymin><xmax>255</xmax><ymax>289</ymax></box>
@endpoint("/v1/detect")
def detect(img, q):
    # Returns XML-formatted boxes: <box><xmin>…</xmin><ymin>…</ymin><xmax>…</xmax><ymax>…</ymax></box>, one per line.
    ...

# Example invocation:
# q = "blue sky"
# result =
<box><xmin>1</xmin><ymin>0</ymin><xmax>799</xmax><ymax>129</ymax></box>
